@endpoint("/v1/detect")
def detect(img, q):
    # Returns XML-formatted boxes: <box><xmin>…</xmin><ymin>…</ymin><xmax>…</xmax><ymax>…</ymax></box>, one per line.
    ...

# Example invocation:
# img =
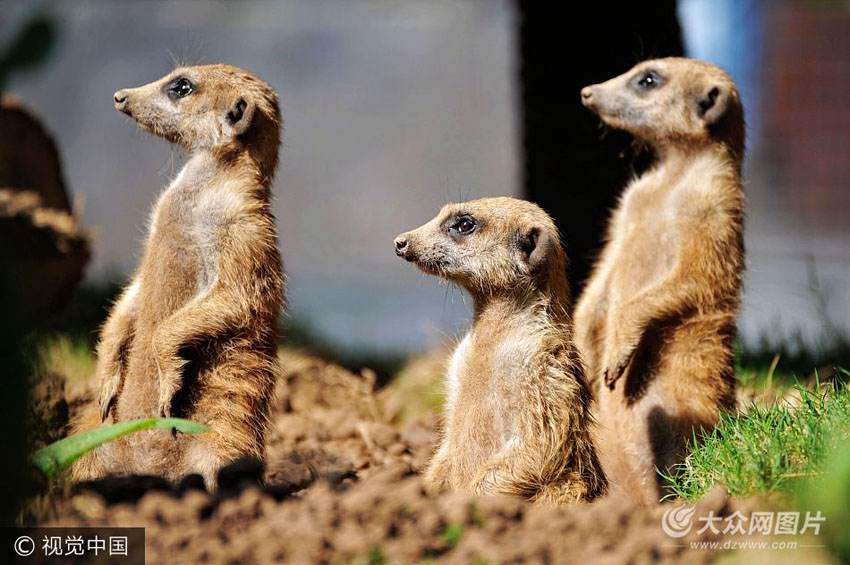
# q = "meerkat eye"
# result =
<box><xmin>636</xmin><ymin>71</ymin><xmax>662</xmax><ymax>90</ymax></box>
<box><xmin>167</xmin><ymin>78</ymin><xmax>195</xmax><ymax>99</ymax></box>
<box><xmin>450</xmin><ymin>216</ymin><xmax>477</xmax><ymax>236</ymax></box>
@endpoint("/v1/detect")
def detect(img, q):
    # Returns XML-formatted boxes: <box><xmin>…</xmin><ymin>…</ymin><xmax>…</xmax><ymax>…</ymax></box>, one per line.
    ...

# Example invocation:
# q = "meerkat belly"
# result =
<box><xmin>611</xmin><ymin>197</ymin><xmax>679</xmax><ymax>297</ymax></box>
<box><xmin>446</xmin><ymin>349</ymin><xmax>520</xmax><ymax>473</ymax></box>
<box><xmin>139</xmin><ymin>200</ymin><xmax>215</xmax><ymax>322</ymax></box>
<box><xmin>449</xmin><ymin>398</ymin><xmax>508</xmax><ymax>470</ymax></box>
<box><xmin>144</xmin><ymin>232</ymin><xmax>203</xmax><ymax>313</ymax></box>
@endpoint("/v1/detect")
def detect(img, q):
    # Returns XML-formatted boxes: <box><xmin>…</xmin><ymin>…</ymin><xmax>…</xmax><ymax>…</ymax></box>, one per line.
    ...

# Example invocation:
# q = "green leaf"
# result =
<box><xmin>31</xmin><ymin>418</ymin><xmax>209</xmax><ymax>481</ymax></box>
<box><xmin>1</xmin><ymin>16</ymin><xmax>57</xmax><ymax>70</ymax></box>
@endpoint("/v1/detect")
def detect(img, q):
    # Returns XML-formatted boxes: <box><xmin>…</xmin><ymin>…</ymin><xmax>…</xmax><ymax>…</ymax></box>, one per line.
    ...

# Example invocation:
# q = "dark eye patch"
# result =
<box><xmin>448</xmin><ymin>214</ymin><xmax>478</xmax><ymax>237</ymax></box>
<box><xmin>166</xmin><ymin>77</ymin><xmax>195</xmax><ymax>100</ymax></box>
<box><xmin>634</xmin><ymin>70</ymin><xmax>663</xmax><ymax>91</ymax></box>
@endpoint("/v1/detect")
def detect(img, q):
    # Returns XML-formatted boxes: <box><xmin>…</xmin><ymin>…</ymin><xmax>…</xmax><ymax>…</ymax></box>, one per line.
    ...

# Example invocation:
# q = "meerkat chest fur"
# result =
<box><xmin>140</xmin><ymin>151</ymin><xmax>254</xmax><ymax>321</ymax></box>
<box><xmin>602</xmin><ymin>150</ymin><xmax>736</xmax><ymax>300</ymax></box>
<box><xmin>445</xmin><ymin>303</ymin><xmax>552</xmax><ymax>464</ymax></box>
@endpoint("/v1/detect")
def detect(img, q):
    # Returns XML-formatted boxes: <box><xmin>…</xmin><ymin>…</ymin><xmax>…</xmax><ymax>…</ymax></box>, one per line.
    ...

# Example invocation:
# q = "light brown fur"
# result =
<box><xmin>574</xmin><ymin>58</ymin><xmax>745</xmax><ymax>504</ymax></box>
<box><xmin>72</xmin><ymin>64</ymin><xmax>284</xmax><ymax>487</ymax></box>
<box><xmin>395</xmin><ymin>197</ymin><xmax>606</xmax><ymax>504</ymax></box>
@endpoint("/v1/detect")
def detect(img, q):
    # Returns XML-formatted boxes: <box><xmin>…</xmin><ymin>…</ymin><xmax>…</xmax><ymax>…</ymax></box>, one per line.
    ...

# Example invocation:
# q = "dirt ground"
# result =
<box><xmin>27</xmin><ymin>349</ymin><xmax>783</xmax><ymax>564</ymax></box>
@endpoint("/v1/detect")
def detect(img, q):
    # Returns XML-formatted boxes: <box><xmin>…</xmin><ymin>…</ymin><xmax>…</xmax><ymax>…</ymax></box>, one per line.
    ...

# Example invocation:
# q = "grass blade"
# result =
<box><xmin>31</xmin><ymin>418</ymin><xmax>209</xmax><ymax>481</ymax></box>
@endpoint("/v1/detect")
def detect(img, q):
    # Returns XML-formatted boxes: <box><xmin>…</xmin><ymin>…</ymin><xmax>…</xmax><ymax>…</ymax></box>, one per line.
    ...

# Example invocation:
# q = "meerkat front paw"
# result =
<box><xmin>602</xmin><ymin>346</ymin><xmax>635</xmax><ymax>389</ymax></box>
<box><xmin>157</xmin><ymin>391</ymin><xmax>173</xmax><ymax>418</ymax></box>
<box><xmin>470</xmin><ymin>464</ymin><xmax>505</xmax><ymax>496</ymax></box>
<box><xmin>601</xmin><ymin>323</ymin><xmax>639</xmax><ymax>389</ymax></box>
<box><xmin>155</xmin><ymin>353</ymin><xmax>185</xmax><ymax>418</ymax></box>
<box><xmin>98</xmin><ymin>371</ymin><xmax>121</xmax><ymax>421</ymax></box>
<box><xmin>157</xmin><ymin>376</ymin><xmax>180</xmax><ymax>418</ymax></box>
<box><xmin>423</xmin><ymin>449</ymin><xmax>453</xmax><ymax>493</ymax></box>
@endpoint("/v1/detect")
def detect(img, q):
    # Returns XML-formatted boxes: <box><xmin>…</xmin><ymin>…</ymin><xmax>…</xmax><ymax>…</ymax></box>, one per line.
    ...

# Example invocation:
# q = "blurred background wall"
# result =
<box><xmin>1</xmin><ymin>0</ymin><xmax>847</xmax><ymax>363</ymax></box>
<box><xmin>678</xmin><ymin>0</ymin><xmax>850</xmax><ymax>357</ymax></box>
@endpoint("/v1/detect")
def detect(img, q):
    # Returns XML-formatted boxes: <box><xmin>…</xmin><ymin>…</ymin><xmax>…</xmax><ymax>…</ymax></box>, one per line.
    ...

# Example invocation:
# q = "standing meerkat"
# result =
<box><xmin>394</xmin><ymin>197</ymin><xmax>606</xmax><ymax>504</ymax></box>
<box><xmin>72</xmin><ymin>64</ymin><xmax>284</xmax><ymax>486</ymax></box>
<box><xmin>573</xmin><ymin>58</ymin><xmax>745</xmax><ymax>504</ymax></box>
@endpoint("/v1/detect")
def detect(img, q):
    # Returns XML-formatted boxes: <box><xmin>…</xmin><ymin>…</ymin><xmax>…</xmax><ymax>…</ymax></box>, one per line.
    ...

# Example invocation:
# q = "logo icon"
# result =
<box><xmin>662</xmin><ymin>504</ymin><xmax>697</xmax><ymax>538</ymax></box>
<box><xmin>14</xmin><ymin>535</ymin><xmax>35</xmax><ymax>557</ymax></box>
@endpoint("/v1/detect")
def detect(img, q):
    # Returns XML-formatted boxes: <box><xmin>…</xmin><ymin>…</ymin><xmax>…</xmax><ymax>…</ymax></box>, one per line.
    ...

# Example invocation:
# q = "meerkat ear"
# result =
<box><xmin>518</xmin><ymin>226</ymin><xmax>549</xmax><ymax>270</ymax></box>
<box><xmin>226</xmin><ymin>97</ymin><xmax>255</xmax><ymax>136</ymax></box>
<box><xmin>696</xmin><ymin>85</ymin><xmax>729</xmax><ymax>125</ymax></box>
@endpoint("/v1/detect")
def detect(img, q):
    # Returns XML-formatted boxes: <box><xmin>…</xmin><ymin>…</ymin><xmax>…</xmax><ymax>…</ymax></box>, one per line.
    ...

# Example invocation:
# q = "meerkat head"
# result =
<box><xmin>113</xmin><ymin>64</ymin><xmax>281</xmax><ymax>154</ymax></box>
<box><xmin>394</xmin><ymin>197</ymin><xmax>568</xmax><ymax>301</ymax></box>
<box><xmin>581</xmin><ymin>58</ymin><xmax>744</xmax><ymax>155</ymax></box>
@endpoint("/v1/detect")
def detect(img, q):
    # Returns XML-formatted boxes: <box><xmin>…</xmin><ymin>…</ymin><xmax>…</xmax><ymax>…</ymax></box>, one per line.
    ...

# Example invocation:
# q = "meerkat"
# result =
<box><xmin>394</xmin><ymin>197</ymin><xmax>606</xmax><ymax>504</ymax></box>
<box><xmin>72</xmin><ymin>64</ymin><xmax>284</xmax><ymax>487</ymax></box>
<box><xmin>573</xmin><ymin>58</ymin><xmax>745</xmax><ymax>504</ymax></box>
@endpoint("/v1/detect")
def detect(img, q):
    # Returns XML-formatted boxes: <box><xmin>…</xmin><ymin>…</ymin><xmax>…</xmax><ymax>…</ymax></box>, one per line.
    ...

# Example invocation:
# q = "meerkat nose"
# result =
<box><xmin>394</xmin><ymin>236</ymin><xmax>409</xmax><ymax>257</ymax></box>
<box><xmin>113</xmin><ymin>90</ymin><xmax>129</xmax><ymax>110</ymax></box>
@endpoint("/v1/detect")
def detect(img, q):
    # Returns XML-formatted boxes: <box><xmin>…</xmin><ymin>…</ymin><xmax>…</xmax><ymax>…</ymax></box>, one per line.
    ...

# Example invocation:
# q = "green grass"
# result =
<box><xmin>32</xmin><ymin>418</ymin><xmax>209</xmax><ymax>482</ymax></box>
<box><xmin>33</xmin><ymin>334</ymin><xmax>96</xmax><ymax>385</ymax></box>
<box><xmin>366</xmin><ymin>546</ymin><xmax>386</xmax><ymax>565</ymax></box>
<box><xmin>443</xmin><ymin>524</ymin><xmax>465</xmax><ymax>549</ymax></box>
<box><xmin>665</xmin><ymin>371</ymin><xmax>850</xmax><ymax>502</ymax></box>
<box><xmin>796</xmin><ymin>444</ymin><xmax>850</xmax><ymax>562</ymax></box>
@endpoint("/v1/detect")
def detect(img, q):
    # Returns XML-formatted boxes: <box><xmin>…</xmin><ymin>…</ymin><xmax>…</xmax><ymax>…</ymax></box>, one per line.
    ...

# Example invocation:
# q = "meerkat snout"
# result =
<box><xmin>113</xmin><ymin>90</ymin><xmax>129</xmax><ymax>111</ymax></box>
<box><xmin>393</xmin><ymin>235</ymin><xmax>410</xmax><ymax>259</ymax></box>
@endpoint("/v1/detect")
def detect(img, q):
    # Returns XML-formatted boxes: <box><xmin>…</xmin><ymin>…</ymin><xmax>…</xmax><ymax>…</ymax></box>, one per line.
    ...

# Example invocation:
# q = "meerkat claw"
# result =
<box><xmin>99</xmin><ymin>394</ymin><xmax>115</xmax><ymax>422</ymax></box>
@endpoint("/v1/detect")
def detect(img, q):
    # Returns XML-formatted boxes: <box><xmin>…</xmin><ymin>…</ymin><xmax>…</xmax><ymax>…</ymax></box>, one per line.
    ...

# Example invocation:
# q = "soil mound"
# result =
<box><xmin>30</xmin><ymin>350</ymin><xmax>766</xmax><ymax>563</ymax></box>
